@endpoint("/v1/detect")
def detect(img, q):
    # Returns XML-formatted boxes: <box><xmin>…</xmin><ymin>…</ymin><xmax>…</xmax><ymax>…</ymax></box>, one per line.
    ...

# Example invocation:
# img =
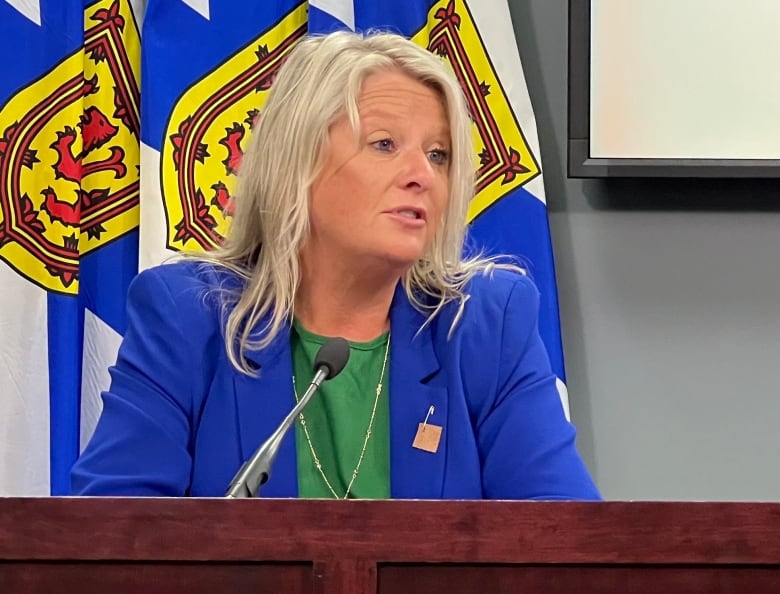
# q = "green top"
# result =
<box><xmin>291</xmin><ymin>320</ymin><xmax>391</xmax><ymax>499</ymax></box>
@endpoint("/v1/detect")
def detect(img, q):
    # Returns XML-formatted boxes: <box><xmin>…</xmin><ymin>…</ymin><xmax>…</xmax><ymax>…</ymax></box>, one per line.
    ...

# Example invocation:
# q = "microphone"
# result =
<box><xmin>225</xmin><ymin>337</ymin><xmax>350</xmax><ymax>498</ymax></box>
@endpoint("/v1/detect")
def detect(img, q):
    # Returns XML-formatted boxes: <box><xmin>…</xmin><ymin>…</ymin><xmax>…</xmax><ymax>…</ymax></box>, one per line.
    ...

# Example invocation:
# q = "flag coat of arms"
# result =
<box><xmin>0</xmin><ymin>0</ymin><xmax>567</xmax><ymax>495</ymax></box>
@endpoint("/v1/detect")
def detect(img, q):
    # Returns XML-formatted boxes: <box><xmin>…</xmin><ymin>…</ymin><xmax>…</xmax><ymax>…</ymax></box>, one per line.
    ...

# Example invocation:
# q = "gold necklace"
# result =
<box><xmin>292</xmin><ymin>333</ymin><xmax>390</xmax><ymax>499</ymax></box>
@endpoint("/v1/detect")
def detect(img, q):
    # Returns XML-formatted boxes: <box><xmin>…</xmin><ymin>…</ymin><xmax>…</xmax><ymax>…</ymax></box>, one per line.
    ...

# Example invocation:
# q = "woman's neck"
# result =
<box><xmin>294</xmin><ymin>263</ymin><xmax>399</xmax><ymax>342</ymax></box>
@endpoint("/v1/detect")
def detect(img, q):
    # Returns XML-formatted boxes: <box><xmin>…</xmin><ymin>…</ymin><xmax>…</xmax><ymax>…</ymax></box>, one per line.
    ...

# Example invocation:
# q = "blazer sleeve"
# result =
<box><xmin>471</xmin><ymin>274</ymin><xmax>601</xmax><ymax>500</ymax></box>
<box><xmin>71</xmin><ymin>265</ymin><xmax>216</xmax><ymax>496</ymax></box>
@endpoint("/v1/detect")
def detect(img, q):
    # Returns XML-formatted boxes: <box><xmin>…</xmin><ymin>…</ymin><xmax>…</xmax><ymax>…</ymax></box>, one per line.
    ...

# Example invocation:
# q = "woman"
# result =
<box><xmin>72</xmin><ymin>31</ymin><xmax>600</xmax><ymax>500</ymax></box>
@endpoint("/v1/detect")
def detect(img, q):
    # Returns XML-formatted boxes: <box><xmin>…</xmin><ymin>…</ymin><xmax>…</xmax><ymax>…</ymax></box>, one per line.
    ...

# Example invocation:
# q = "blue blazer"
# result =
<box><xmin>72</xmin><ymin>262</ymin><xmax>600</xmax><ymax>500</ymax></box>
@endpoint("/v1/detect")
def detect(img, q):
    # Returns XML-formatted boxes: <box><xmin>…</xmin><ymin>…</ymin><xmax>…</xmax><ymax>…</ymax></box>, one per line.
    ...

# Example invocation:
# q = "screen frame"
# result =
<box><xmin>567</xmin><ymin>0</ymin><xmax>780</xmax><ymax>178</ymax></box>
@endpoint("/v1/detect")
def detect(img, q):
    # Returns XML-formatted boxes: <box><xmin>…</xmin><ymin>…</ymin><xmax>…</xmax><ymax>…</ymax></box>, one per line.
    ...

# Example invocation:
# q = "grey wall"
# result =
<box><xmin>508</xmin><ymin>0</ymin><xmax>780</xmax><ymax>500</ymax></box>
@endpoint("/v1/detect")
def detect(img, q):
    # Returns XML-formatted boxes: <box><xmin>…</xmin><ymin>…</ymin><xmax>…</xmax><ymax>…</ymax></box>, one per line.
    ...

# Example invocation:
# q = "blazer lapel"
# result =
<box><xmin>232</xmin><ymin>325</ymin><xmax>299</xmax><ymax>498</ymax></box>
<box><xmin>388</xmin><ymin>286</ymin><xmax>448</xmax><ymax>499</ymax></box>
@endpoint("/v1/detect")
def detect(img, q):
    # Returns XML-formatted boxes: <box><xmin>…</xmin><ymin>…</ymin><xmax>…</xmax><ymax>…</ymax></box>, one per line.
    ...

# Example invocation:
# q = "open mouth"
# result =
<box><xmin>388</xmin><ymin>207</ymin><xmax>426</xmax><ymax>222</ymax></box>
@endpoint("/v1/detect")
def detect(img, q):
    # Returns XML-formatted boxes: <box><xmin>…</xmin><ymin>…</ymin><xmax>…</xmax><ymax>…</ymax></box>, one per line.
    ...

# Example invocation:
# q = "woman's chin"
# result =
<box><xmin>372</xmin><ymin>247</ymin><xmax>427</xmax><ymax>272</ymax></box>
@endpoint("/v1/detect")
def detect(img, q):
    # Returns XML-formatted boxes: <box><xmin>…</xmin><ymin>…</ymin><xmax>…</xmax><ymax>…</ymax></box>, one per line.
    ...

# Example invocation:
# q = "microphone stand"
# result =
<box><xmin>225</xmin><ymin>366</ymin><xmax>329</xmax><ymax>498</ymax></box>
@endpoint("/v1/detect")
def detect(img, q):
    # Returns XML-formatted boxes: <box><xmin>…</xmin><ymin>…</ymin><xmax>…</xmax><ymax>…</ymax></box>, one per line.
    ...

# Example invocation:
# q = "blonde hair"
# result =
<box><xmin>193</xmin><ymin>30</ymin><xmax>522</xmax><ymax>374</ymax></box>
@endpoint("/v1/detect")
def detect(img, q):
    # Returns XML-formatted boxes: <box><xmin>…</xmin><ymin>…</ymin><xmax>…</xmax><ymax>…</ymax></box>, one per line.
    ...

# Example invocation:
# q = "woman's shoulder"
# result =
<box><xmin>132</xmin><ymin>259</ymin><xmax>241</xmax><ymax>296</ymax></box>
<box><xmin>128</xmin><ymin>260</ymin><xmax>243</xmax><ymax>322</ymax></box>
<box><xmin>462</xmin><ymin>267</ymin><xmax>540</xmax><ymax>314</ymax></box>
<box><xmin>423</xmin><ymin>267</ymin><xmax>541</xmax><ymax>343</ymax></box>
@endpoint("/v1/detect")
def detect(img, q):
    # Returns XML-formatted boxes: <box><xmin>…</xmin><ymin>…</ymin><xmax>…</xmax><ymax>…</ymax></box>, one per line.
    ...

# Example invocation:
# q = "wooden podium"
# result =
<box><xmin>2</xmin><ymin>498</ymin><xmax>780</xmax><ymax>593</ymax></box>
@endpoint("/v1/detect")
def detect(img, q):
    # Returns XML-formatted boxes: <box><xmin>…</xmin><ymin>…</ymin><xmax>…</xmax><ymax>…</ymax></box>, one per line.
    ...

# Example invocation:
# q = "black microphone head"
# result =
<box><xmin>313</xmin><ymin>337</ymin><xmax>350</xmax><ymax>379</ymax></box>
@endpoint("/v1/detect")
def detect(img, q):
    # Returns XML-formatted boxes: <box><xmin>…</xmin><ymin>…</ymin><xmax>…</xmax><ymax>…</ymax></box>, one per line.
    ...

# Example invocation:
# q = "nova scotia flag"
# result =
<box><xmin>0</xmin><ymin>0</ymin><xmax>143</xmax><ymax>495</ymax></box>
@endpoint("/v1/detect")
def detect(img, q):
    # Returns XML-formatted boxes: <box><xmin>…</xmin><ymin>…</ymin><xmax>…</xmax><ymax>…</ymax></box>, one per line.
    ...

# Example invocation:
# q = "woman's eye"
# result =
<box><xmin>429</xmin><ymin>149</ymin><xmax>450</xmax><ymax>166</ymax></box>
<box><xmin>372</xmin><ymin>138</ymin><xmax>395</xmax><ymax>152</ymax></box>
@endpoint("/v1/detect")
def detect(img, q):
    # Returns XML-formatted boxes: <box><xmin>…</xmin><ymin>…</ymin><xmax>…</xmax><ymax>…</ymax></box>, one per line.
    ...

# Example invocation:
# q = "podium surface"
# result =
<box><xmin>2</xmin><ymin>498</ymin><xmax>780</xmax><ymax>593</ymax></box>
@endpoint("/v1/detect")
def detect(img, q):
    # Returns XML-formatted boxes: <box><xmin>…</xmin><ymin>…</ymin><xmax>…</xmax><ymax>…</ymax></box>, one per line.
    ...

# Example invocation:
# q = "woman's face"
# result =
<box><xmin>305</xmin><ymin>69</ymin><xmax>451</xmax><ymax>274</ymax></box>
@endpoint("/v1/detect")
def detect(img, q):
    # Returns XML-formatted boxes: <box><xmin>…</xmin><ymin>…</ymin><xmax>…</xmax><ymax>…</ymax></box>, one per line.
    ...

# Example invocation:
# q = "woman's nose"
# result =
<box><xmin>398</xmin><ymin>149</ymin><xmax>436</xmax><ymax>191</ymax></box>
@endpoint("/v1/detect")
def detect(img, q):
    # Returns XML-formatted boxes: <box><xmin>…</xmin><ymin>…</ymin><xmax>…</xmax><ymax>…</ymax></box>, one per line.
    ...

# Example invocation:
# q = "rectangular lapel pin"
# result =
<box><xmin>412</xmin><ymin>405</ymin><xmax>442</xmax><ymax>453</ymax></box>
